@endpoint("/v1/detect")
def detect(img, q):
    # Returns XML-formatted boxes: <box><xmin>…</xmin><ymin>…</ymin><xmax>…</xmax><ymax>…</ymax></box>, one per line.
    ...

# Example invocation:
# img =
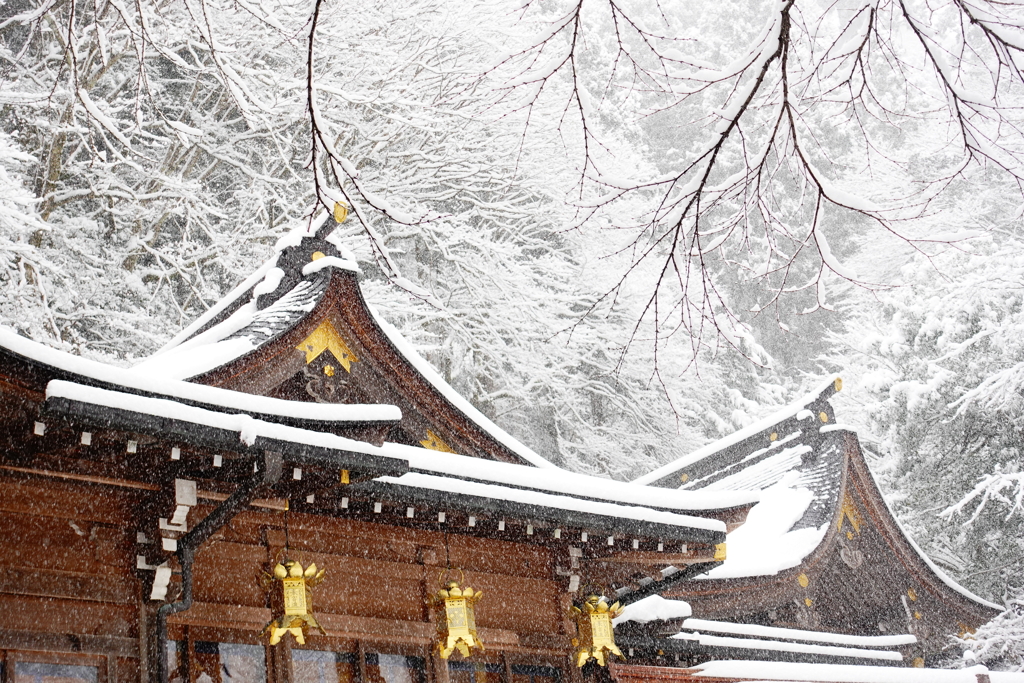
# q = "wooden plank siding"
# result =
<box><xmin>0</xmin><ymin>469</ymin><xmax>581</xmax><ymax>683</ymax></box>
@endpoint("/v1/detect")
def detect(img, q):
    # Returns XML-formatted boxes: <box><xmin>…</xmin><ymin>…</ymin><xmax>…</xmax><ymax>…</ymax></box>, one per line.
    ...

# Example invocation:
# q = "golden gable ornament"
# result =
<box><xmin>261</xmin><ymin>559</ymin><xmax>326</xmax><ymax>645</ymax></box>
<box><xmin>429</xmin><ymin>575</ymin><xmax>484</xmax><ymax>659</ymax></box>
<box><xmin>571</xmin><ymin>595</ymin><xmax>624</xmax><ymax>667</ymax></box>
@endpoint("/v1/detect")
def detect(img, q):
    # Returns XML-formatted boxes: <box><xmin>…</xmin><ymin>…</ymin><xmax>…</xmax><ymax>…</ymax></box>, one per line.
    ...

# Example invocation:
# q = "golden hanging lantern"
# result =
<box><xmin>429</xmin><ymin>573</ymin><xmax>484</xmax><ymax>659</ymax></box>
<box><xmin>261</xmin><ymin>559</ymin><xmax>326</xmax><ymax>645</ymax></box>
<box><xmin>571</xmin><ymin>595</ymin><xmax>624</xmax><ymax>667</ymax></box>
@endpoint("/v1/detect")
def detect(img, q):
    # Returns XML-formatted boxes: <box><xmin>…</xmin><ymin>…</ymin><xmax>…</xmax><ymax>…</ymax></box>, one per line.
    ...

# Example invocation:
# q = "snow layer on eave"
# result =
<box><xmin>631</xmin><ymin>376</ymin><xmax>841</xmax><ymax>486</ymax></box>
<box><xmin>47</xmin><ymin>380</ymin><xmax>402</xmax><ymax>434</ymax></box>
<box><xmin>41</xmin><ymin>380</ymin><xmax>731</xmax><ymax>530</ymax></box>
<box><xmin>673</xmin><ymin>632</ymin><xmax>903</xmax><ymax>662</ymax></box>
<box><xmin>692</xmin><ymin>660</ymin><xmax>1023</xmax><ymax>682</ymax></box>
<box><xmin>379</xmin><ymin>442</ymin><xmax>759</xmax><ymax>512</ymax></box>
<box><xmin>0</xmin><ymin>331</ymin><xmax>400</xmax><ymax>423</ymax></box>
<box><xmin>697</xmin><ymin>473</ymin><xmax>828</xmax><ymax>580</ymax></box>
<box><xmin>679</xmin><ymin>618</ymin><xmax>917</xmax><ymax>648</ymax></box>
<box><xmin>374</xmin><ymin>472</ymin><xmax>726</xmax><ymax>533</ymax></box>
<box><xmin>613</xmin><ymin>595</ymin><xmax>693</xmax><ymax>625</ymax></box>
<box><xmin>369</xmin><ymin>306</ymin><xmax>559</xmax><ymax>470</ymax></box>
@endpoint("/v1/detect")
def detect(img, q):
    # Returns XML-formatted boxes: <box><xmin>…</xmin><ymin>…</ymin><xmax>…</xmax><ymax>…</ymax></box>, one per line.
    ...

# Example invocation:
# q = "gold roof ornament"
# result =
<box><xmin>261</xmin><ymin>559</ymin><xmax>326</xmax><ymax>645</ymax></box>
<box><xmin>333</xmin><ymin>201</ymin><xmax>349</xmax><ymax>223</ymax></box>
<box><xmin>421</xmin><ymin>429</ymin><xmax>456</xmax><ymax>454</ymax></box>
<box><xmin>429</xmin><ymin>572</ymin><xmax>484</xmax><ymax>659</ymax></box>
<box><xmin>571</xmin><ymin>594</ymin><xmax>624</xmax><ymax>667</ymax></box>
<box><xmin>297</xmin><ymin>319</ymin><xmax>358</xmax><ymax>371</ymax></box>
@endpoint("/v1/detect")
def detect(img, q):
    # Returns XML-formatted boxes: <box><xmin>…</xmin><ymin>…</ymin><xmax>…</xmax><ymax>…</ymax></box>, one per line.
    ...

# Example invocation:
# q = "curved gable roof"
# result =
<box><xmin>136</xmin><ymin>213</ymin><xmax>557</xmax><ymax>468</ymax></box>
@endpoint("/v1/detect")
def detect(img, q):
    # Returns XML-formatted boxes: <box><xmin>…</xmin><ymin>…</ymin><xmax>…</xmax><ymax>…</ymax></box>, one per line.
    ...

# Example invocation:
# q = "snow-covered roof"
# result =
<box><xmin>688</xmin><ymin>660</ymin><xmax>1024</xmax><ymax>682</ymax></box>
<box><xmin>696</xmin><ymin>473</ymin><xmax>828</xmax><ymax>580</ymax></box>
<box><xmin>0</xmin><ymin>328</ymin><xmax>400</xmax><ymax>425</ymax></box>
<box><xmin>133</xmin><ymin>213</ymin><xmax>564</xmax><ymax>470</ymax></box>
<box><xmin>137</xmin><ymin>216</ymin><xmax>359</xmax><ymax>381</ymax></box>
<box><xmin>41</xmin><ymin>379</ymin><xmax>744</xmax><ymax>529</ymax></box>
<box><xmin>678</xmin><ymin>619</ymin><xmax>916</xmax><ymax>648</ymax></box>
<box><xmin>46</xmin><ymin>380</ymin><xmax>403</xmax><ymax>450</ymax></box>
<box><xmin>151</xmin><ymin>213</ymin><xmax>357</xmax><ymax>356</ymax></box>
<box><xmin>379</xmin><ymin>440</ymin><xmax>756</xmax><ymax>511</ymax></box>
<box><xmin>374</xmin><ymin>472</ymin><xmax>725</xmax><ymax>534</ymax></box>
<box><xmin>632</xmin><ymin>377</ymin><xmax>842</xmax><ymax>487</ymax></box>
<box><xmin>614</xmin><ymin>595</ymin><xmax>693</xmax><ymax>625</ymax></box>
<box><xmin>673</xmin><ymin>630</ymin><xmax>903</xmax><ymax>662</ymax></box>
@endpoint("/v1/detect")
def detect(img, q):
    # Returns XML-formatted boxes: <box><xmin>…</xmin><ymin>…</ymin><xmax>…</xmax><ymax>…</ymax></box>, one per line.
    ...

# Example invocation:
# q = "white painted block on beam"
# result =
<box><xmin>80</xmin><ymin>432</ymin><xmax>92</xmax><ymax>445</ymax></box>
<box><xmin>171</xmin><ymin>447</ymin><xmax>181</xmax><ymax>460</ymax></box>
<box><xmin>293</xmin><ymin>467</ymin><xmax>302</xmax><ymax>481</ymax></box>
<box><xmin>160</xmin><ymin>516</ymin><xmax>187</xmax><ymax>532</ymax></box>
<box><xmin>406</xmin><ymin>507</ymin><xmax>415</xmax><ymax>518</ymax></box>
<box><xmin>341</xmin><ymin>497</ymin><xmax>349</xmax><ymax>509</ymax></box>
<box><xmin>374</xmin><ymin>502</ymin><xmax>382</xmax><ymax>513</ymax></box>
<box><xmin>468</xmin><ymin>516</ymin><xmax>476</xmax><ymax>527</ymax></box>
<box><xmin>127</xmin><ymin>440</ymin><xmax>138</xmax><ymax>453</ymax></box>
<box><xmin>150</xmin><ymin>565</ymin><xmax>172</xmax><ymax>601</ymax></box>
<box><xmin>175</xmin><ymin>479</ymin><xmax>197</xmax><ymax>507</ymax></box>
<box><xmin>306</xmin><ymin>494</ymin><xmax>315</xmax><ymax>503</ymax></box>
<box><xmin>162</xmin><ymin>537</ymin><xmax>178</xmax><ymax>552</ymax></box>
<box><xmin>213</xmin><ymin>454</ymin><xmax>222</xmax><ymax>467</ymax></box>
<box><xmin>33</xmin><ymin>422</ymin><xmax>45</xmax><ymax>436</ymax></box>
<box><xmin>438</xmin><ymin>512</ymin><xmax>446</xmax><ymax>523</ymax></box>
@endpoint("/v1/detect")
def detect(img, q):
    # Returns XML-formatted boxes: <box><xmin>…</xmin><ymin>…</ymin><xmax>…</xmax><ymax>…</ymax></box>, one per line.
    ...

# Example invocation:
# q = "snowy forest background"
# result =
<box><xmin>2</xmin><ymin>0</ymin><xmax>1024</xmax><ymax>668</ymax></box>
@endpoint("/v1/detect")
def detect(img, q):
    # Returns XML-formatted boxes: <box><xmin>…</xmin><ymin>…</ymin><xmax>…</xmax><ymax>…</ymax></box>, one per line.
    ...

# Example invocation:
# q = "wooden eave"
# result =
<box><xmin>188</xmin><ymin>268</ymin><xmax>539</xmax><ymax>466</ymax></box>
<box><xmin>0</xmin><ymin>343</ymin><xmax>399</xmax><ymax>441</ymax></box>
<box><xmin>348</xmin><ymin>479</ymin><xmax>724</xmax><ymax>545</ymax></box>
<box><xmin>2</xmin><ymin>382</ymin><xmax>727</xmax><ymax>569</ymax></box>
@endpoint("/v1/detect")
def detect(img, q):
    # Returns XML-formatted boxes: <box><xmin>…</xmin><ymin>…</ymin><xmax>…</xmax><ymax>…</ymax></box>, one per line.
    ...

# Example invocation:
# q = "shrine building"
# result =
<box><xmin>0</xmin><ymin>212</ymin><xmax>1015</xmax><ymax>683</ymax></box>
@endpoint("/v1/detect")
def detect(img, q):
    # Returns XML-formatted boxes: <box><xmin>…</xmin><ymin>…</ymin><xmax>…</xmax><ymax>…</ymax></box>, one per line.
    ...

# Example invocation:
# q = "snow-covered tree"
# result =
<box><xmin>485</xmin><ymin>0</ymin><xmax>1024</xmax><ymax>356</ymax></box>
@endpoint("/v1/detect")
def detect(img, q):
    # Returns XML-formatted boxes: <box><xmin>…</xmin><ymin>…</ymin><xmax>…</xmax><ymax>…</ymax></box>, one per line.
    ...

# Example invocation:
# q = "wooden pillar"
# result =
<box><xmin>580</xmin><ymin>662</ymin><xmax>613</xmax><ymax>683</ymax></box>
<box><xmin>420</xmin><ymin>544</ymin><xmax>449</xmax><ymax>683</ymax></box>
<box><xmin>560</xmin><ymin>595</ymin><xmax>583</xmax><ymax>683</ymax></box>
<box><xmin>140</xmin><ymin>599</ymin><xmax>163</xmax><ymax>683</ymax></box>
<box><xmin>430</xmin><ymin>652</ymin><xmax>450</xmax><ymax>683</ymax></box>
<box><xmin>269</xmin><ymin>639</ymin><xmax>293</xmax><ymax>683</ymax></box>
<box><xmin>106</xmin><ymin>654</ymin><xmax>119</xmax><ymax>683</ymax></box>
<box><xmin>184</xmin><ymin>630</ymin><xmax>198</xmax><ymax>683</ymax></box>
<box><xmin>356</xmin><ymin>641</ymin><xmax>368</xmax><ymax>683</ymax></box>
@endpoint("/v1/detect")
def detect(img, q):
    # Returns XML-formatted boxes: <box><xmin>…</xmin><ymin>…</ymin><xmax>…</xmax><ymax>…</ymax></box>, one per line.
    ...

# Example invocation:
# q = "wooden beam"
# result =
<box><xmin>598</xmin><ymin>551</ymin><xmax>717</xmax><ymax>566</ymax></box>
<box><xmin>0</xmin><ymin>464</ymin><xmax>159</xmax><ymax>491</ymax></box>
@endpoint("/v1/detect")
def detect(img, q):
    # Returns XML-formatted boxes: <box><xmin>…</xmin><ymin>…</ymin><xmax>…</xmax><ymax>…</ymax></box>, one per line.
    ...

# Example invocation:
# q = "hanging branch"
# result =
<box><xmin>490</xmin><ymin>0</ymin><xmax>1024</xmax><ymax>360</ymax></box>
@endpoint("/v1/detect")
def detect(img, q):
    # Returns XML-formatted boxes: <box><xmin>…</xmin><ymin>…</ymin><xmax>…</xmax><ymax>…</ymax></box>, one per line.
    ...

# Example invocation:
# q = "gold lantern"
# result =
<box><xmin>571</xmin><ymin>595</ymin><xmax>624</xmax><ymax>667</ymax></box>
<box><xmin>429</xmin><ymin>575</ymin><xmax>484</xmax><ymax>659</ymax></box>
<box><xmin>262</xmin><ymin>559</ymin><xmax>326</xmax><ymax>645</ymax></box>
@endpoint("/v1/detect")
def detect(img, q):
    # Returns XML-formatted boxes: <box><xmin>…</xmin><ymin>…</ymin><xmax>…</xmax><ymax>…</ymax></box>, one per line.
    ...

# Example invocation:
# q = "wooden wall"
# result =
<box><xmin>0</xmin><ymin>471</ymin><xmax>578</xmax><ymax>683</ymax></box>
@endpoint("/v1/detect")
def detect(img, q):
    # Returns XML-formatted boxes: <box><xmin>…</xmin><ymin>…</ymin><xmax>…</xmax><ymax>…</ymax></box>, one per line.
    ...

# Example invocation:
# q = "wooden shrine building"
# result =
<box><xmin>0</xmin><ymin>213</ymin><xmax>1010</xmax><ymax>683</ymax></box>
